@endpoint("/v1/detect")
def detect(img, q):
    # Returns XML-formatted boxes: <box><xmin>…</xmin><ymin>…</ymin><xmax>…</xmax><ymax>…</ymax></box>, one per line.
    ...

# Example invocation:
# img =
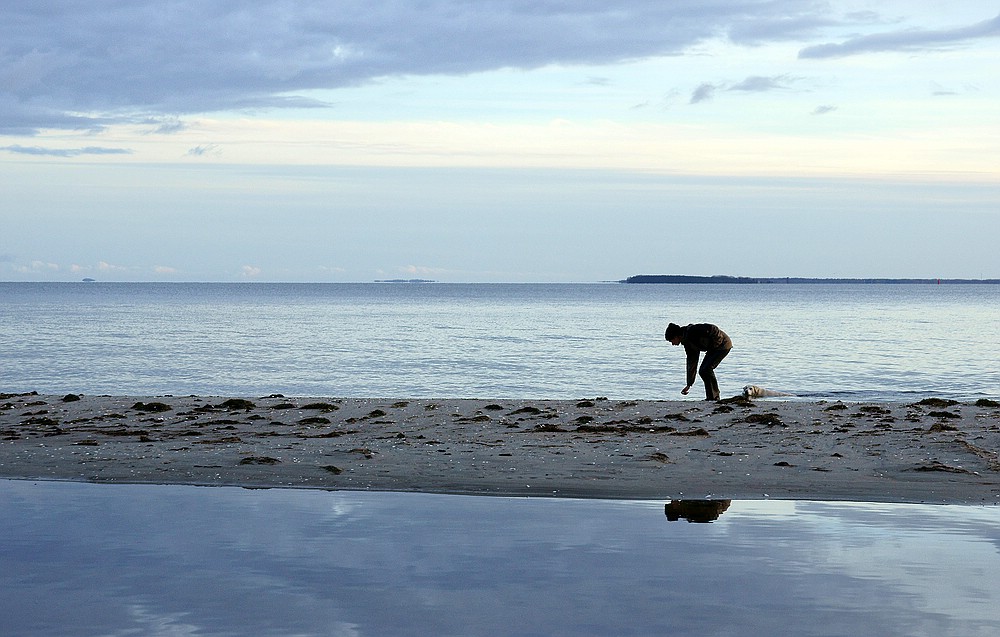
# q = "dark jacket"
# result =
<box><xmin>680</xmin><ymin>324</ymin><xmax>732</xmax><ymax>386</ymax></box>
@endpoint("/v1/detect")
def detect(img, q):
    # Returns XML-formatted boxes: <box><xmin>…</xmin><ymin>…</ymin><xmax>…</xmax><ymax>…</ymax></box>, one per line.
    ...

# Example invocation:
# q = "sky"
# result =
<box><xmin>2</xmin><ymin>0</ymin><xmax>999</xmax><ymax>282</ymax></box>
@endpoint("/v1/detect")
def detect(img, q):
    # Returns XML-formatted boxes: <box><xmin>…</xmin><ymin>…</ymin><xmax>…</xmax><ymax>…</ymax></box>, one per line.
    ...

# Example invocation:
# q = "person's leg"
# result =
<box><xmin>699</xmin><ymin>348</ymin><xmax>731</xmax><ymax>400</ymax></box>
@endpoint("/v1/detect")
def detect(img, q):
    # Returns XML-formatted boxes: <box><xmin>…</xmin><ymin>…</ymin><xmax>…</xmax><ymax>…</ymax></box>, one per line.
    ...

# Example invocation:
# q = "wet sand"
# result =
<box><xmin>2</xmin><ymin>392</ymin><xmax>998</xmax><ymax>504</ymax></box>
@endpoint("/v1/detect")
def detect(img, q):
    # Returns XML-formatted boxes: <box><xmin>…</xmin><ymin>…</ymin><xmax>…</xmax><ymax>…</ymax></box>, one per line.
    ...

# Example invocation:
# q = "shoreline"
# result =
<box><xmin>2</xmin><ymin>392</ymin><xmax>998</xmax><ymax>504</ymax></box>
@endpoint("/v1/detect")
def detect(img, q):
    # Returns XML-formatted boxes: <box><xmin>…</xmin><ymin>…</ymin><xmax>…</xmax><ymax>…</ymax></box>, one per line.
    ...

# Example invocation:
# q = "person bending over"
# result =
<box><xmin>664</xmin><ymin>323</ymin><xmax>732</xmax><ymax>401</ymax></box>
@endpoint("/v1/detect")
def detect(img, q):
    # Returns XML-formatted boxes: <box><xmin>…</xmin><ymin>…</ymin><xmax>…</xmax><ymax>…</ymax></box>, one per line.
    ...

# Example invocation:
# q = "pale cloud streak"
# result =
<box><xmin>688</xmin><ymin>75</ymin><xmax>798</xmax><ymax>104</ymax></box>
<box><xmin>728</xmin><ymin>75</ymin><xmax>798</xmax><ymax>93</ymax></box>
<box><xmin>1</xmin><ymin>144</ymin><xmax>131</xmax><ymax>157</ymax></box>
<box><xmin>800</xmin><ymin>11</ymin><xmax>1000</xmax><ymax>58</ymax></box>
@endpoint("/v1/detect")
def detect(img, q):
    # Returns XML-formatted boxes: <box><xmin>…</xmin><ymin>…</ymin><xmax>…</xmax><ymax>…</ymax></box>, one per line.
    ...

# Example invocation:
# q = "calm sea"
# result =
<box><xmin>2</xmin><ymin>282</ymin><xmax>998</xmax><ymax>402</ymax></box>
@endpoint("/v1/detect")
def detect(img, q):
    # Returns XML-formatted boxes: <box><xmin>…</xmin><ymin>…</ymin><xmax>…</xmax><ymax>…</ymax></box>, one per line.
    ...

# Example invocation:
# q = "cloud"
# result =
<box><xmin>2</xmin><ymin>1</ymin><xmax>837</xmax><ymax>133</ymax></box>
<box><xmin>799</xmin><ymin>12</ymin><xmax>1000</xmax><ymax>59</ymax></box>
<box><xmin>690</xmin><ymin>83</ymin><xmax>718</xmax><ymax>104</ymax></box>
<box><xmin>690</xmin><ymin>75</ymin><xmax>795</xmax><ymax>104</ymax></box>
<box><xmin>148</xmin><ymin>118</ymin><xmax>187</xmax><ymax>134</ymax></box>
<box><xmin>67</xmin><ymin>261</ymin><xmax>129</xmax><ymax>275</ymax></box>
<box><xmin>812</xmin><ymin>105</ymin><xmax>837</xmax><ymax>115</ymax></box>
<box><xmin>929</xmin><ymin>81</ymin><xmax>979</xmax><ymax>97</ymax></box>
<box><xmin>727</xmin><ymin>75</ymin><xmax>797</xmax><ymax>93</ymax></box>
<box><xmin>12</xmin><ymin>260</ymin><xmax>61</xmax><ymax>274</ymax></box>
<box><xmin>186</xmin><ymin>144</ymin><xmax>221</xmax><ymax>157</ymax></box>
<box><xmin>241</xmin><ymin>265</ymin><xmax>263</xmax><ymax>278</ymax></box>
<box><xmin>400</xmin><ymin>265</ymin><xmax>447</xmax><ymax>277</ymax></box>
<box><xmin>0</xmin><ymin>144</ymin><xmax>132</xmax><ymax>157</ymax></box>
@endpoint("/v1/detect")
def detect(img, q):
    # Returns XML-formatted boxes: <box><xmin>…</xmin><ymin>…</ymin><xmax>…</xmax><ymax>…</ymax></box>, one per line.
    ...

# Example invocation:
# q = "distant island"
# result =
<box><xmin>374</xmin><ymin>279</ymin><xmax>436</xmax><ymax>283</ymax></box>
<box><xmin>621</xmin><ymin>275</ymin><xmax>1000</xmax><ymax>284</ymax></box>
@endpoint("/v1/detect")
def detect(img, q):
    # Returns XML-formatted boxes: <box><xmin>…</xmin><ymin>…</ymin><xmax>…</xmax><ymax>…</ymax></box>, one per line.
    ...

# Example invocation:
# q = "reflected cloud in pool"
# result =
<box><xmin>2</xmin><ymin>481</ymin><xmax>998</xmax><ymax>636</ymax></box>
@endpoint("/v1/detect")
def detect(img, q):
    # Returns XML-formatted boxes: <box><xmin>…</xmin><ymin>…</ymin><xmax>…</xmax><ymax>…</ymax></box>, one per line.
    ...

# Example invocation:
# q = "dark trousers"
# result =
<box><xmin>699</xmin><ymin>348</ymin><xmax>731</xmax><ymax>400</ymax></box>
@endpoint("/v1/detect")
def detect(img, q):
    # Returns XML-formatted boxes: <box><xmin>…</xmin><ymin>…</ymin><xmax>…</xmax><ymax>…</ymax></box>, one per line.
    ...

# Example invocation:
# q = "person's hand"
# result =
<box><xmin>681</xmin><ymin>385</ymin><xmax>691</xmax><ymax>395</ymax></box>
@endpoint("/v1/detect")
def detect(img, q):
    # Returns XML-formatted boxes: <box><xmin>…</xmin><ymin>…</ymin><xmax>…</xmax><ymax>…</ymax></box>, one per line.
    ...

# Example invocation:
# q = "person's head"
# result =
<box><xmin>664</xmin><ymin>323</ymin><xmax>682</xmax><ymax>345</ymax></box>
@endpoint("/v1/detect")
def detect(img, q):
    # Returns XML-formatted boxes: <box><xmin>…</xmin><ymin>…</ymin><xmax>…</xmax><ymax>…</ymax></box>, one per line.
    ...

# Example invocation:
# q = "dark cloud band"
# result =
<box><xmin>1</xmin><ymin>0</ymin><xmax>830</xmax><ymax>133</ymax></box>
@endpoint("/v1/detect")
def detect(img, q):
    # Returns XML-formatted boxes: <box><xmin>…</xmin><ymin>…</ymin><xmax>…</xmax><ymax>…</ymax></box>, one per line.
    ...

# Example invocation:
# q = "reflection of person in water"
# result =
<box><xmin>664</xmin><ymin>500</ymin><xmax>731</xmax><ymax>523</ymax></box>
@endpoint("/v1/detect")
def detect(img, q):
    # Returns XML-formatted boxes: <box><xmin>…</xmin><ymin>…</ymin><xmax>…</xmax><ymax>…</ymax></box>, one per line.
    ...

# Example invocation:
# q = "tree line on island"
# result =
<box><xmin>620</xmin><ymin>275</ymin><xmax>1000</xmax><ymax>284</ymax></box>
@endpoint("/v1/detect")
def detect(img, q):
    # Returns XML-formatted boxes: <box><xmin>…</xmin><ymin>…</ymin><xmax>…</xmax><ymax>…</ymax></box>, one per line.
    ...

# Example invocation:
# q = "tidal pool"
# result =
<box><xmin>1</xmin><ymin>480</ymin><xmax>998</xmax><ymax>636</ymax></box>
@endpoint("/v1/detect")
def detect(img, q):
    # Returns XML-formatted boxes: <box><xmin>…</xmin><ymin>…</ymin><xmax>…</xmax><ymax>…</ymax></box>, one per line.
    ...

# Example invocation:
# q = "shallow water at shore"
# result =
<box><xmin>3</xmin><ymin>480</ymin><xmax>998</xmax><ymax>636</ymax></box>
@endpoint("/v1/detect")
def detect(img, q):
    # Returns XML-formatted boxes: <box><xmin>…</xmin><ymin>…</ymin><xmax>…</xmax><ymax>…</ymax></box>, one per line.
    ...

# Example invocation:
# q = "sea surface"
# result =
<box><xmin>2</xmin><ymin>281</ymin><xmax>998</xmax><ymax>402</ymax></box>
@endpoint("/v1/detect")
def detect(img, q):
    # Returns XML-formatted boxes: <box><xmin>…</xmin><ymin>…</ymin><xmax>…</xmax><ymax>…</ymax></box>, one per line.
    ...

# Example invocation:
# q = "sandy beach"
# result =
<box><xmin>2</xmin><ymin>391</ymin><xmax>998</xmax><ymax>504</ymax></box>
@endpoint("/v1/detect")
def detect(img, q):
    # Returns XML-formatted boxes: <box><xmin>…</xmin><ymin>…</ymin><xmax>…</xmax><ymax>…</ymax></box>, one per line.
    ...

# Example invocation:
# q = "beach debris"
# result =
<box><xmin>321</xmin><ymin>465</ymin><xmax>343</xmax><ymax>474</ymax></box>
<box><xmin>219</xmin><ymin>399</ymin><xmax>255</xmax><ymax>411</ymax></box>
<box><xmin>955</xmin><ymin>440</ymin><xmax>1000</xmax><ymax>471</ymax></box>
<box><xmin>0</xmin><ymin>391</ymin><xmax>39</xmax><ymax>400</ymax></box>
<box><xmin>670</xmin><ymin>427</ymin><xmax>711</xmax><ymax>437</ymax></box>
<box><xmin>743</xmin><ymin>413</ymin><xmax>785</xmax><ymax>428</ymax></box>
<box><xmin>926</xmin><ymin>422</ymin><xmax>959</xmax><ymax>433</ymax></box>
<box><xmin>298</xmin><ymin>416</ymin><xmax>332</xmax><ymax>425</ymax></box>
<box><xmin>927</xmin><ymin>411</ymin><xmax>961</xmax><ymax>421</ymax></box>
<box><xmin>97</xmin><ymin>427</ymin><xmax>151</xmax><ymax>437</ymax></box>
<box><xmin>913</xmin><ymin>398</ymin><xmax>959</xmax><ymax>408</ymax></box>
<box><xmin>858</xmin><ymin>405</ymin><xmax>892</xmax><ymax>415</ymax></box>
<box><xmin>62</xmin><ymin>394</ymin><xmax>81</xmax><ymax>402</ymax></box>
<box><xmin>301</xmin><ymin>402</ymin><xmax>340</xmax><ymax>412</ymax></box>
<box><xmin>910</xmin><ymin>461</ymin><xmax>974</xmax><ymax>474</ymax></box>
<box><xmin>194</xmin><ymin>436</ymin><xmax>242</xmax><ymax>445</ymax></box>
<box><xmin>457</xmin><ymin>414</ymin><xmax>492</xmax><ymax>423</ymax></box>
<box><xmin>645</xmin><ymin>452</ymin><xmax>671</xmax><ymax>464</ymax></box>
<box><xmin>662</xmin><ymin>412</ymin><xmax>690</xmax><ymax>422</ymax></box>
<box><xmin>132</xmin><ymin>401</ymin><xmax>172</xmax><ymax>413</ymax></box>
<box><xmin>23</xmin><ymin>416</ymin><xmax>64</xmax><ymax>436</ymax></box>
<box><xmin>239</xmin><ymin>456</ymin><xmax>280</xmax><ymax>465</ymax></box>
<box><xmin>576</xmin><ymin>423</ymin><xmax>677</xmax><ymax>434</ymax></box>
<box><xmin>509</xmin><ymin>405</ymin><xmax>559</xmax><ymax>419</ymax></box>
<box><xmin>296</xmin><ymin>429</ymin><xmax>357</xmax><ymax>439</ymax></box>
<box><xmin>510</xmin><ymin>406</ymin><xmax>543</xmax><ymax>415</ymax></box>
<box><xmin>532</xmin><ymin>423</ymin><xmax>568</xmax><ymax>432</ymax></box>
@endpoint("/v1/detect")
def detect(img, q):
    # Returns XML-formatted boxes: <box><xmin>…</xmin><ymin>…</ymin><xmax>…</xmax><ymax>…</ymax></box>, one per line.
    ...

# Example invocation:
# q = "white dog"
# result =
<box><xmin>742</xmin><ymin>384</ymin><xmax>793</xmax><ymax>399</ymax></box>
